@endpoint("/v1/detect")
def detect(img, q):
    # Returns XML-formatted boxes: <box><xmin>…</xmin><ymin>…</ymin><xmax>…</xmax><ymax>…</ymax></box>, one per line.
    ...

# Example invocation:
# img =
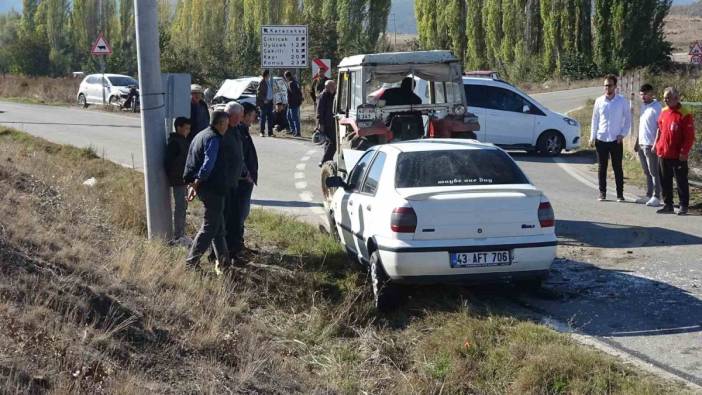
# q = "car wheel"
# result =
<box><xmin>320</xmin><ymin>160</ymin><xmax>338</xmax><ymax>209</ymax></box>
<box><xmin>452</xmin><ymin>131</ymin><xmax>477</xmax><ymax>140</ymax></box>
<box><xmin>370</xmin><ymin>251</ymin><xmax>400</xmax><ymax>312</ymax></box>
<box><xmin>108</xmin><ymin>96</ymin><xmax>119</xmax><ymax>107</ymax></box>
<box><xmin>536</xmin><ymin>130</ymin><xmax>564</xmax><ymax>156</ymax></box>
<box><xmin>78</xmin><ymin>94</ymin><xmax>88</xmax><ymax>108</ymax></box>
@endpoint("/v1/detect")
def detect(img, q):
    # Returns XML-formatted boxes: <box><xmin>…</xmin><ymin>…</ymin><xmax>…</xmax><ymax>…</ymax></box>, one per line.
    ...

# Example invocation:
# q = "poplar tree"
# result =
<box><xmin>465</xmin><ymin>0</ymin><xmax>487</xmax><ymax>70</ymax></box>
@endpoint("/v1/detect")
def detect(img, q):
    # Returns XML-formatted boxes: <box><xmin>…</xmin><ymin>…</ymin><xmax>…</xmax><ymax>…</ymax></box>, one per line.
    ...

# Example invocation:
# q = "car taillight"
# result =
<box><xmin>538</xmin><ymin>202</ymin><xmax>555</xmax><ymax>227</ymax></box>
<box><xmin>391</xmin><ymin>207</ymin><xmax>417</xmax><ymax>233</ymax></box>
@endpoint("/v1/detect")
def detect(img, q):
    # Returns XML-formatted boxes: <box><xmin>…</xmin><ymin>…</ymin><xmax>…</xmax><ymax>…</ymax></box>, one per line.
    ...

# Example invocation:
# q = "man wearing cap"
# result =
<box><xmin>189</xmin><ymin>84</ymin><xmax>210</xmax><ymax>143</ymax></box>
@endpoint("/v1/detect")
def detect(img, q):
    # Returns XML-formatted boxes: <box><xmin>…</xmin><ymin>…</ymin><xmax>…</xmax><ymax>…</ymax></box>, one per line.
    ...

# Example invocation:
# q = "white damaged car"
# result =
<box><xmin>325</xmin><ymin>139</ymin><xmax>557</xmax><ymax>311</ymax></box>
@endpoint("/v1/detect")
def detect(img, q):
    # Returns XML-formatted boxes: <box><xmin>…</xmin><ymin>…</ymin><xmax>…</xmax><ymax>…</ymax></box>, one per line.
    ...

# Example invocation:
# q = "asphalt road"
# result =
<box><xmin>2</xmin><ymin>85</ymin><xmax>702</xmax><ymax>389</ymax></box>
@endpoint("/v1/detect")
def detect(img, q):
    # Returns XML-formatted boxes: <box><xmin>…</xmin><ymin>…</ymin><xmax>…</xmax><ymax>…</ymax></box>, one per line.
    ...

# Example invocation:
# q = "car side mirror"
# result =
<box><xmin>325</xmin><ymin>176</ymin><xmax>347</xmax><ymax>189</ymax></box>
<box><xmin>522</xmin><ymin>104</ymin><xmax>531</xmax><ymax>113</ymax></box>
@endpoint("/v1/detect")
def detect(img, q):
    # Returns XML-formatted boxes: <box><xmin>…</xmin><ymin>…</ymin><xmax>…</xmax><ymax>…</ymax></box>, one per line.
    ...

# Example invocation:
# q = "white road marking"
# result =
<box><xmin>307</xmin><ymin>149</ymin><xmax>317</xmax><ymax>155</ymax></box>
<box><xmin>295</xmin><ymin>163</ymin><xmax>306</xmax><ymax>171</ymax></box>
<box><xmin>300</xmin><ymin>155</ymin><xmax>310</xmax><ymax>161</ymax></box>
<box><xmin>552</xmin><ymin>157</ymin><xmax>638</xmax><ymax>201</ymax></box>
<box><xmin>294</xmin><ymin>172</ymin><xmax>305</xmax><ymax>179</ymax></box>
<box><xmin>299</xmin><ymin>191</ymin><xmax>314</xmax><ymax>202</ymax></box>
<box><xmin>295</xmin><ymin>181</ymin><xmax>308</xmax><ymax>190</ymax></box>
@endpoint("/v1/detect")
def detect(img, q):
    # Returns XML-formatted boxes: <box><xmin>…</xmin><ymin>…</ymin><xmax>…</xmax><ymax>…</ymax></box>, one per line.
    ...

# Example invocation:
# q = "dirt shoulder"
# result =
<box><xmin>0</xmin><ymin>127</ymin><xmax>690</xmax><ymax>393</ymax></box>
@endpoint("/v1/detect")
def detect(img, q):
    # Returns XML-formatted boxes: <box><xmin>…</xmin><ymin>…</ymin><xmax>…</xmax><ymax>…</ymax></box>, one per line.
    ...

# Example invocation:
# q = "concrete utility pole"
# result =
<box><xmin>134</xmin><ymin>0</ymin><xmax>172</xmax><ymax>240</ymax></box>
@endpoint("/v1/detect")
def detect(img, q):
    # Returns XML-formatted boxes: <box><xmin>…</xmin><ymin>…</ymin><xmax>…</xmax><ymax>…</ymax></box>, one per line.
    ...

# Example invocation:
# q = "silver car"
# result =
<box><xmin>77</xmin><ymin>73</ymin><xmax>138</xmax><ymax>108</ymax></box>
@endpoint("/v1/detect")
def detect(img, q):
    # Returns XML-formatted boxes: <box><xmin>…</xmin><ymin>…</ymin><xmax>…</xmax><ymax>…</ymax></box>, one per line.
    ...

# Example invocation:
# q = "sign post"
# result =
<box><xmin>261</xmin><ymin>25</ymin><xmax>308</xmax><ymax>69</ymax></box>
<box><xmin>90</xmin><ymin>32</ymin><xmax>113</xmax><ymax>106</ymax></box>
<box><xmin>689</xmin><ymin>41</ymin><xmax>702</xmax><ymax>65</ymax></box>
<box><xmin>312</xmin><ymin>58</ymin><xmax>331</xmax><ymax>78</ymax></box>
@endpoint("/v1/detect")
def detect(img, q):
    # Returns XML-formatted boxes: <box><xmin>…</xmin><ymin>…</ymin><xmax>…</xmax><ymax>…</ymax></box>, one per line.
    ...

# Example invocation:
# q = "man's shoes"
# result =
<box><xmin>616</xmin><ymin>196</ymin><xmax>626</xmax><ymax>203</ymax></box>
<box><xmin>645</xmin><ymin>197</ymin><xmax>661</xmax><ymax>207</ymax></box>
<box><xmin>318</xmin><ymin>162</ymin><xmax>323</xmax><ymax>168</ymax></box>
<box><xmin>260</xmin><ymin>132</ymin><xmax>265</xmax><ymax>137</ymax></box>
<box><xmin>656</xmin><ymin>205</ymin><xmax>675</xmax><ymax>214</ymax></box>
<box><xmin>677</xmin><ymin>206</ymin><xmax>689</xmax><ymax>216</ymax></box>
<box><xmin>598</xmin><ymin>193</ymin><xmax>606</xmax><ymax>201</ymax></box>
<box><xmin>176</xmin><ymin>236</ymin><xmax>193</xmax><ymax>248</ymax></box>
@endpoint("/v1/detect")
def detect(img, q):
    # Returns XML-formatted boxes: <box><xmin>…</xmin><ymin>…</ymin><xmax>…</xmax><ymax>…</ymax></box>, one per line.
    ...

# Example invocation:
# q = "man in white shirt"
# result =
<box><xmin>590</xmin><ymin>74</ymin><xmax>632</xmax><ymax>202</ymax></box>
<box><xmin>634</xmin><ymin>84</ymin><xmax>663</xmax><ymax>207</ymax></box>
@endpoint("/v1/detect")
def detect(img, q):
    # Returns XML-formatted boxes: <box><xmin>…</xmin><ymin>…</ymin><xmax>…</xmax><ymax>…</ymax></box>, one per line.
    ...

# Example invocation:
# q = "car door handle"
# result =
<box><xmin>365</xmin><ymin>204</ymin><xmax>372</xmax><ymax>211</ymax></box>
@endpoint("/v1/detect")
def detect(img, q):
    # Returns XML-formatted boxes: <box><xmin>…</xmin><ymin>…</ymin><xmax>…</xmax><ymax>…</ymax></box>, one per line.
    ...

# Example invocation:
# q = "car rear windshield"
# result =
<box><xmin>395</xmin><ymin>149</ymin><xmax>529</xmax><ymax>188</ymax></box>
<box><xmin>108</xmin><ymin>76</ymin><xmax>138</xmax><ymax>86</ymax></box>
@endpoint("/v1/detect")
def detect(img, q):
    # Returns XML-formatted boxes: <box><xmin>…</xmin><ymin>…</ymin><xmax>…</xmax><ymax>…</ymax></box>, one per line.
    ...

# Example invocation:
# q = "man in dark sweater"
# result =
<box><xmin>230</xmin><ymin>102</ymin><xmax>260</xmax><ymax>258</ymax></box>
<box><xmin>317</xmin><ymin>80</ymin><xmax>337</xmax><ymax>167</ymax></box>
<box><xmin>189</xmin><ymin>84</ymin><xmax>210</xmax><ymax>143</ymax></box>
<box><xmin>183</xmin><ymin>111</ymin><xmax>242</xmax><ymax>271</ymax></box>
<box><xmin>164</xmin><ymin>117</ymin><xmax>192</xmax><ymax>245</ymax></box>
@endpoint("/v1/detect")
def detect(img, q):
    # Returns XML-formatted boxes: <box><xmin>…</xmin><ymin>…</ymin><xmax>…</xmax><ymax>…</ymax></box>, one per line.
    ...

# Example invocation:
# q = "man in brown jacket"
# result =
<box><xmin>256</xmin><ymin>69</ymin><xmax>275</xmax><ymax>137</ymax></box>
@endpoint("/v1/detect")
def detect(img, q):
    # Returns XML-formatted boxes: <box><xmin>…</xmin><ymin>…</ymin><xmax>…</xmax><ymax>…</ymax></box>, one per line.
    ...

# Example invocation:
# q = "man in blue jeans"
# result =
<box><xmin>256</xmin><ymin>69</ymin><xmax>275</xmax><ymax>137</ymax></box>
<box><xmin>285</xmin><ymin>70</ymin><xmax>303</xmax><ymax>137</ymax></box>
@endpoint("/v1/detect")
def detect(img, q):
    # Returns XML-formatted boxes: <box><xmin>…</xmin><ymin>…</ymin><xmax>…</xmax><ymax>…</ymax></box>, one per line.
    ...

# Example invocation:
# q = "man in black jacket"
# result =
<box><xmin>164</xmin><ymin>117</ymin><xmax>192</xmax><ymax>245</ymax></box>
<box><xmin>317</xmin><ymin>80</ymin><xmax>337</xmax><ymax>167</ymax></box>
<box><xmin>230</xmin><ymin>102</ymin><xmax>260</xmax><ymax>258</ymax></box>
<box><xmin>189</xmin><ymin>84</ymin><xmax>210</xmax><ymax>143</ymax></box>
<box><xmin>221</xmin><ymin>102</ymin><xmax>246</xmax><ymax>261</ymax></box>
<box><xmin>183</xmin><ymin>111</ymin><xmax>242</xmax><ymax>271</ymax></box>
<box><xmin>285</xmin><ymin>70</ymin><xmax>303</xmax><ymax>137</ymax></box>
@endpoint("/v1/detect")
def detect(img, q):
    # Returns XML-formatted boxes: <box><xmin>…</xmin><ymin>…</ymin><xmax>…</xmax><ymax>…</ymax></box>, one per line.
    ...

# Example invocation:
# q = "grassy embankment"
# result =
<box><xmin>0</xmin><ymin>125</ymin><xmax>690</xmax><ymax>393</ymax></box>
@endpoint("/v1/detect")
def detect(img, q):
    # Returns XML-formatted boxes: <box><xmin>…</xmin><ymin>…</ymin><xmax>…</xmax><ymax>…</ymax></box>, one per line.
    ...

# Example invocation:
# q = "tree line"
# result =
<box><xmin>0</xmin><ymin>0</ymin><xmax>391</xmax><ymax>84</ymax></box>
<box><xmin>416</xmin><ymin>0</ymin><xmax>673</xmax><ymax>80</ymax></box>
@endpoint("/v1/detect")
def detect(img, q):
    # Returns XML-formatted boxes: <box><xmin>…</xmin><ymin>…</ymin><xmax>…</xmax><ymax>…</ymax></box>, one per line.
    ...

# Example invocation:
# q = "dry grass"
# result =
<box><xmin>0</xmin><ymin>74</ymin><xmax>80</xmax><ymax>106</ymax></box>
<box><xmin>0</xmin><ymin>126</ymin><xmax>691</xmax><ymax>393</ymax></box>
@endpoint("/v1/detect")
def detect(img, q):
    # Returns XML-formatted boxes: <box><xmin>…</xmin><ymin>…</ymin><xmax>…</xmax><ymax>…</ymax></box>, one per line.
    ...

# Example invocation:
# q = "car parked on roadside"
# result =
<box><xmin>463</xmin><ymin>76</ymin><xmax>581</xmax><ymax>155</ymax></box>
<box><xmin>77</xmin><ymin>74</ymin><xmax>139</xmax><ymax>108</ymax></box>
<box><xmin>325</xmin><ymin>139</ymin><xmax>557</xmax><ymax>311</ymax></box>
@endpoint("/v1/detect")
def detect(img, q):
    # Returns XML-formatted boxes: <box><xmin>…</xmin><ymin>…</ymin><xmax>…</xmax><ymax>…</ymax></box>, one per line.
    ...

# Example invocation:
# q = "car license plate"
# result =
<box><xmin>450</xmin><ymin>251</ymin><xmax>511</xmax><ymax>268</ymax></box>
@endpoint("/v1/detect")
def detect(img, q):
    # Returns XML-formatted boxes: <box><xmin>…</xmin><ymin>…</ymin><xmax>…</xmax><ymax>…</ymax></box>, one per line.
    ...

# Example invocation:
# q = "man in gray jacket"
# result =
<box><xmin>183</xmin><ymin>111</ymin><xmax>242</xmax><ymax>271</ymax></box>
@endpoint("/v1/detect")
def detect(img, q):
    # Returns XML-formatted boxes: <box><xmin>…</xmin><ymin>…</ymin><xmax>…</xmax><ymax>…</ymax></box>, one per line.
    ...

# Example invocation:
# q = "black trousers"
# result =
<box><xmin>595</xmin><ymin>140</ymin><xmax>624</xmax><ymax>197</ymax></box>
<box><xmin>659</xmin><ymin>158</ymin><xmax>689</xmax><ymax>208</ymax></box>
<box><xmin>187</xmin><ymin>190</ymin><xmax>228</xmax><ymax>266</ymax></box>
<box><xmin>321</xmin><ymin>126</ymin><xmax>337</xmax><ymax>164</ymax></box>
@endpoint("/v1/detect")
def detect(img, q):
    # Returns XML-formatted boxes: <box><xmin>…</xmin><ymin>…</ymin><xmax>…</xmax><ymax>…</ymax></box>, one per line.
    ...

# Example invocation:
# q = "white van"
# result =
<box><xmin>462</xmin><ymin>76</ymin><xmax>581</xmax><ymax>155</ymax></box>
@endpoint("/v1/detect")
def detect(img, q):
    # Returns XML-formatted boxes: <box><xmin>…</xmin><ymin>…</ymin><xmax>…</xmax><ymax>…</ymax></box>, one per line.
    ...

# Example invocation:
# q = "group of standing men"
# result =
<box><xmin>591</xmin><ymin>75</ymin><xmax>696</xmax><ymax>215</ymax></box>
<box><xmin>165</xmin><ymin>84</ymin><xmax>259</xmax><ymax>273</ymax></box>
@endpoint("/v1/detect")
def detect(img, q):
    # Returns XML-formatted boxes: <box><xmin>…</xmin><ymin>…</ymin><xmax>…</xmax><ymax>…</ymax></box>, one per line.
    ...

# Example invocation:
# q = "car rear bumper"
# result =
<box><xmin>375</xmin><ymin>237</ymin><xmax>556</xmax><ymax>282</ymax></box>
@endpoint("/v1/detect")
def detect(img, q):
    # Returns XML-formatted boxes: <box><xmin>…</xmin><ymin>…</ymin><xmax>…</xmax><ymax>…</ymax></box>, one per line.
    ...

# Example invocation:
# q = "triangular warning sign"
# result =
<box><xmin>91</xmin><ymin>33</ymin><xmax>112</xmax><ymax>56</ymax></box>
<box><xmin>689</xmin><ymin>41</ymin><xmax>702</xmax><ymax>56</ymax></box>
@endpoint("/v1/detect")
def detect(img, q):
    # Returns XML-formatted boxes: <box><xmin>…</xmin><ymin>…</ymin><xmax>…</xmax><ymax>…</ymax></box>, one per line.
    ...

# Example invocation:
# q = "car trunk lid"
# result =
<box><xmin>397</xmin><ymin>184</ymin><xmax>545</xmax><ymax>240</ymax></box>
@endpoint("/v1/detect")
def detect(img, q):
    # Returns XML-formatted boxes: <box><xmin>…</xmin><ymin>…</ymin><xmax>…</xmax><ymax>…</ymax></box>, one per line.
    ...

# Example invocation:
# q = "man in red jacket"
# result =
<box><xmin>654</xmin><ymin>87</ymin><xmax>696</xmax><ymax>215</ymax></box>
